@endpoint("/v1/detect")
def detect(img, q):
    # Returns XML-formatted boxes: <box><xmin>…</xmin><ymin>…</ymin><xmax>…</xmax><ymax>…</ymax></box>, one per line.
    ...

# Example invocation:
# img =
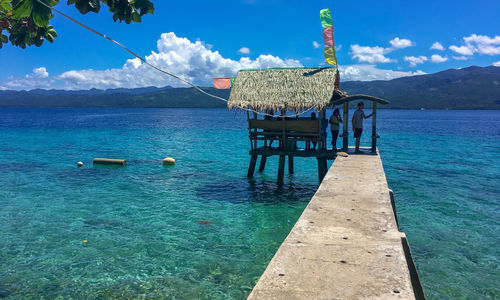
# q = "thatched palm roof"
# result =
<box><xmin>228</xmin><ymin>67</ymin><xmax>342</xmax><ymax>111</ymax></box>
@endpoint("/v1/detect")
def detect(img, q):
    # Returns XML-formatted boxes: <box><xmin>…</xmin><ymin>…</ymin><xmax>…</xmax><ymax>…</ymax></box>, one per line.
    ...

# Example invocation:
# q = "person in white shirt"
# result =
<box><xmin>352</xmin><ymin>102</ymin><xmax>373</xmax><ymax>153</ymax></box>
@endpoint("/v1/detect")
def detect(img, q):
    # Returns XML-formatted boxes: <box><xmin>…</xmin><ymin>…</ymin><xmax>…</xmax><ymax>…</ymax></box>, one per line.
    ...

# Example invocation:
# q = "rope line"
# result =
<box><xmin>33</xmin><ymin>0</ymin><xmax>317</xmax><ymax>117</ymax></box>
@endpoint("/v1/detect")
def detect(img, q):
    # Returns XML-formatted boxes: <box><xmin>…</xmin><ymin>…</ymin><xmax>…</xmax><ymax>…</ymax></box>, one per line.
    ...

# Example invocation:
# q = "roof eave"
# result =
<box><xmin>329</xmin><ymin>94</ymin><xmax>390</xmax><ymax>106</ymax></box>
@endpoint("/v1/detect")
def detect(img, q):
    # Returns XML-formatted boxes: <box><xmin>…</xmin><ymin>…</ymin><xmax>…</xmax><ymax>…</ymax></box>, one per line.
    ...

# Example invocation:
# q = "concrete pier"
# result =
<box><xmin>248</xmin><ymin>150</ymin><xmax>424</xmax><ymax>299</ymax></box>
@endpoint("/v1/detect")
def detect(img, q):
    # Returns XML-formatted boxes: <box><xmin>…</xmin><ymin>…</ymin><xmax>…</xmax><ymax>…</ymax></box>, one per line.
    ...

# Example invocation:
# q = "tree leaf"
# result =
<box><xmin>13</xmin><ymin>0</ymin><xmax>33</xmax><ymax>19</ymax></box>
<box><xmin>45</xmin><ymin>31</ymin><xmax>53</xmax><ymax>42</ymax></box>
<box><xmin>0</xmin><ymin>0</ymin><xmax>12</xmax><ymax>12</ymax></box>
<box><xmin>4</xmin><ymin>0</ymin><xmax>154</xmax><ymax>49</ymax></box>
<box><xmin>32</xmin><ymin>0</ymin><xmax>52</xmax><ymax>27</ymax></box>
<box><xmin>131</xmin><ymin>11</ymin><xmax>140</xmax><ymax>23</ymax></box>
<box><xmin>46</xmin><ymin>25</ymin><xmax>56</xmax><ymax>37</ymax></box>
<box><xmin>71</xmin><ymin>0</ymin><xmax>100</xmax><ymax>14</ymax></box>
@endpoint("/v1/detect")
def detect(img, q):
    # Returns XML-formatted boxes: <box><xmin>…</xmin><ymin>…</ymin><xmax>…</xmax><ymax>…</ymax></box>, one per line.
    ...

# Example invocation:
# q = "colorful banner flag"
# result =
<box><xmin>213</xmin><ymin>78</ymin><xmax>231</xmax><ymax>89</ymax></box>
<box><xmin>319</xmin><ymin>8</ymin><xmax>333</xmax><ymax>28</ymax></box>
<box><xmin>320</xmin><ymin>8</ymin><xmax>336</xmax><ymax>66</ymax></box>
<box><xmin>324</xmin><ymin>47</ymin><xmax>337</xmax><ymax>66</ymax></box>
<box><xmin>322</xmin><ymin>26</ymin><xmax>334</xmax><ymax>47</ymax></box>
<box><xmin>230</xmin><ymin>77</ymin><xmax>235</xmax><ymax>87</ymax></box>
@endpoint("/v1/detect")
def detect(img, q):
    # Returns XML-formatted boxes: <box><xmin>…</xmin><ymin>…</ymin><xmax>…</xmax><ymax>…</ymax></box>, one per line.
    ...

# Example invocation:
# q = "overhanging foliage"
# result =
<box><xmin>0</xmin><ymin>0</ymin><xmax>154</xmax><ymax>49</ymax></box>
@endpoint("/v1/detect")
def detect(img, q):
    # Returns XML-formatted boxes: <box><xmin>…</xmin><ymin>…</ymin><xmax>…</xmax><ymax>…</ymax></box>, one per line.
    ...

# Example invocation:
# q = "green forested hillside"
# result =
<box><xmin>0</xmin><ymin>87</ymin><xmax>229</xmax><ymax>108</ymax></box>
<box><xmin>342</xmin><ymin>66</ymin><xmax>500</xmax><ymax>109</ymax></box>
<box><xmin>0</xmin><ymin>66</ymin><xmax>499</xmax><ymax>109</ymax></box>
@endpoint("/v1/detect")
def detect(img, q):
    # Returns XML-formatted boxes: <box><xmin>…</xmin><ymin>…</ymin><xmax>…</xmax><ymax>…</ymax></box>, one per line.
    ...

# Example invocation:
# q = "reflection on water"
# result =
<box><xmin>197</xmin><ymin>178</ymin><xmax>316</xmax><ymax>205</ymax></box>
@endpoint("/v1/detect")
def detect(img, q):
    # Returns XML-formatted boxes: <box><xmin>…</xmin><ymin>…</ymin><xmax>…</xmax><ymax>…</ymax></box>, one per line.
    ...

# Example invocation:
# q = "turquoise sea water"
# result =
<box><xmin>0</xmin><ymin>108</ymin><xmax>498</xmax><ymax>299</ymax></box>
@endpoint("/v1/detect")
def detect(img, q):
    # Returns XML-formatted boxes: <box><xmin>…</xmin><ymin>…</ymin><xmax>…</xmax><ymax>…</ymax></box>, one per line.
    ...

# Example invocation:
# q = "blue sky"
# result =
<box><xmin>1</xmin><ymin>0</ymin><xmax>499</xmax><ymax>90</ymax></box>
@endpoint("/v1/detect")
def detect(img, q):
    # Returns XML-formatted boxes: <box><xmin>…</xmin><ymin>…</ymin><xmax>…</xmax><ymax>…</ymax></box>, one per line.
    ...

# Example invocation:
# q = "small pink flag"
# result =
<box><xmin>323</xmin><ymin>26</ymin><xmax>334</xmax><ymax>47</ymax></box>
<box><xmin>213</xmin><ymin>78</ymin><xmax>231</xmax><ymax>89</ymax></box>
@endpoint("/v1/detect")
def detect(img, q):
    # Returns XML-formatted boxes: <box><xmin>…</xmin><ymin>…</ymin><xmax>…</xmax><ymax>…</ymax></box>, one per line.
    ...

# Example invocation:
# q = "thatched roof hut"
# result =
<box><xmin>232</xmin><ymin>67</ymin><xmax>391</xmax><ymax>181</ymax></box>
<box><xmin>228</xmin><ymin>67</ymin><xmax>344</xmax><ymax>112</ymax></box>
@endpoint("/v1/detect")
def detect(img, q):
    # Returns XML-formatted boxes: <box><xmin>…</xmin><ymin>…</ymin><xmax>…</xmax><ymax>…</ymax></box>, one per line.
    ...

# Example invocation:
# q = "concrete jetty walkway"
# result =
<box><xmin>248</xmin><ymin>150</ymin><xmax>424</xmax><ymax>299</ymax></box>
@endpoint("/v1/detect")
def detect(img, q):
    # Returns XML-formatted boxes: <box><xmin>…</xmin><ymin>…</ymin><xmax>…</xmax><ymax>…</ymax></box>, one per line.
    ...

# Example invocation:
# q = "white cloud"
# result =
<box><xmin>493</xmin><ymin>61</ymin><xmax>500</xmax><ymax>67</ymax></box>
<box><xmin>2</xmin><ymin>32</ymin><xmax>302</xmax><ymax>90</ymax></box>
<box><xmin>389</xmin><ymin>37</ymin><xmax>414</xmax><ymax>49</ymax></box>
<box><xmin>31</xmin><ymin>67</ymin><xmax>49</xmax><ymax>78</ymax></box>
<box><xmin>350</xmin><ymin>45</ymin><xmax>394</xmax><ymax>64</ymax></box>
<box><xmin>431</xmin><ymin>54</ymin><xmax>448</xmax><ymax>63</ymax></box>
<box><xmin>452</xmin><ymin>56</ymin><xmax>469</xmax><ymax>61</ymax></box>
<box><xmin>336</xmin><ymin>44</ymin><xmax>342</xmax><ymax>51</ymax></box>
<box><xmin>404</xmin><ymin>56</ymin><xmax>428</xmax><ymax>67</ymax></box>
<box><xmin>338</xmin><ymin>64</ymin><xmax>425</xmax><ymax>82</ymax></box>
<box><xmin>2</xmin><ymin>67</ymin><xmax>53</xmax><ymax>89</ymax></box>
<box><xmin>349</xmin><ymin>37</ymin><xmax>414</xmax><ymax>64</ymax></box>
<box><xmin>449</xmin><ymin>45</ymin><xmax>474</xmax><ymax>56</ymax></box>
<box><xmin>430</xmin><ymin>42</ymin><xmax>444</xmax><ymax>51</ymax></box>
<box><xmin>450</xmin><ymin>34</ymin><xmax>500</xmax><ymax>56</ymax></box>
<box><xmin>312</xmin><ymin>41</ymin><xmax>321</xmax><ymax>49</ymax></box>
<box><xmin>238</xmin><ymin>47</ymin><xmax>250</xmax><ymax>55</ymax></box>
<box><xmin>464</xmin><ymin>34</ymin><xmax>500</xmax><ymax>55</ymax></box>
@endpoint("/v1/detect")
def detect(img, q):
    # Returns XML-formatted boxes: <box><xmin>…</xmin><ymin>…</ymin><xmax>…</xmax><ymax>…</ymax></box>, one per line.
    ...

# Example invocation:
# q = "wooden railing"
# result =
<box><xmin>247</xmin><ymin>119</ymin><xmax>326</xmax><ymax>150</ymax></box>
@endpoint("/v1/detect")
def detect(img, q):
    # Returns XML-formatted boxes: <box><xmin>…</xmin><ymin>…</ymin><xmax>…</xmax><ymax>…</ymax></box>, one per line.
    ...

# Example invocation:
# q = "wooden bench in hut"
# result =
<box><xmin>248</xmin><ymin>119</ymin><xmax>321</xmax><ymax>148</ymax></box>
<box><xmin>227</xmin><ymin>67</ymin><xmax>389</xmax><ymax>183</ymax></box>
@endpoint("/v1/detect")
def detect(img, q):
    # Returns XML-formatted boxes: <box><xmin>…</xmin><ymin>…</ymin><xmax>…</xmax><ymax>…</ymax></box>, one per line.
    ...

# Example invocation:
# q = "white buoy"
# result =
<box><xmin>77</xmin><ymin>161</ymin><xmax>84</xmax><ymax>167</ymax></box>
<box><xmin>163</xmin><ymin>157</ymin><xmax>175</xmax><ymax>166</ymax></box>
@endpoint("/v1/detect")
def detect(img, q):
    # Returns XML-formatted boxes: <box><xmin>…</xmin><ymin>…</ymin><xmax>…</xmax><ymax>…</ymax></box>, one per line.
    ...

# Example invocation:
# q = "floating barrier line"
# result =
<box><xmin>34</xmin><ymin>0</ymin><xmax>315</xmax><ymax>118</ymax></box>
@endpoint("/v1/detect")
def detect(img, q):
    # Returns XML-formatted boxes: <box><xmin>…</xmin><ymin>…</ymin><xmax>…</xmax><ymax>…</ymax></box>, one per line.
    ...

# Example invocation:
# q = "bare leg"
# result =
<box><xmin>355</xmin><ymin>137</ymin><xmax>360</xmax><ymax>151</ymax></box>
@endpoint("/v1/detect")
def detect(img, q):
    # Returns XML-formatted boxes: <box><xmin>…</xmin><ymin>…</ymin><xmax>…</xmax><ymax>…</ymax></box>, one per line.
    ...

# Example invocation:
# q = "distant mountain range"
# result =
<box><xmin>0</xmin><ymin>86</ymin><xmax>229</xmax><ymax>108</ymax></box>
<box><xmin>1</xmin><ymin>66</ymin><xmax>499</xmax><ymax>109</ymax></box>
<box><xmin>341</xmin><ymin>66</ymin><xmax>500</xmax><ymax>109</ymax></box>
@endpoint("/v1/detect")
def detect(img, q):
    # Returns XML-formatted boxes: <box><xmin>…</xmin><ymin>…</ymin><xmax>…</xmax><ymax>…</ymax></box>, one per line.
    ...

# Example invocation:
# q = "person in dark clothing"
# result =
<box><xmin>329</xmin><ymin>108</ymin><xmax>342</xmax><ymax>151</ymax></box>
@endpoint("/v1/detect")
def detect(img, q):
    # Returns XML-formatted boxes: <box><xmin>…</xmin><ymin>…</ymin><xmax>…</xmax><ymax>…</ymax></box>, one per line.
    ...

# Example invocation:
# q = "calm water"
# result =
<box><xmin>0</xmin><ymin>108</ymin><xmax>498</xmax><ymax>299</ymax></box>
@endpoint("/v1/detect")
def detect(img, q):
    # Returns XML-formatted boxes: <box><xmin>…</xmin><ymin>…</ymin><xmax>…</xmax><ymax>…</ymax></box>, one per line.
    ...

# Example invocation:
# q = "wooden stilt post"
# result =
<box><xmin>343</xmin><ymin>102</ymin><xmax>349</xmax><ymax>152</ymax></box>
<box><xmin>278</xmin><ymin>155</ymin><xmax>285</xmax><ymax>182</ymax></box>
<box><xmin>281</xmin><ymin>109</ymin><xmax>286</xmax><ymax>150</ymax></box>
<box><xmin>247</xmin><ymin>155</ymin><xmax>257</xmax><ymax>178</ymax></box>
<box><xmin>371</xmin><ymin>101</ymin><xmax>377</xmax><ymax>153</ymax></box>
<box><xmin>321</xmin><ymin>109</ymin><xmax>327</xmax><ymax>150</ymax></box>
<box><xmin>317</xmin><ymin>159</ymin><xmax>321</xmax><ymax>181</ymax></box>
<box><xmin>258</xmin><ymin>155</ymin><xmax>267</xmax><ymax>172</ymax></box>
<box><xmin>253</xmin><ymin>112</ymin><xmax>258</xmax><ymax>150</ymax></box>
<box><xmin>288</xmin><ymin>155</ymin><xmax>294</xmax><ymax>174</ymax></box>
<box><xmin>318</xmin><ymin>110</ymin><xmax>322</xmax><ymax>150</ymax></box>
<box><xmin>247</xmin><ymin>111</ymin><xmax>253</xmax><ymax>150</ymax></box>
<box><xmin>317</xmin><ymin>158</ymin><xmax>327</xmax><ymax>182</ymax></box>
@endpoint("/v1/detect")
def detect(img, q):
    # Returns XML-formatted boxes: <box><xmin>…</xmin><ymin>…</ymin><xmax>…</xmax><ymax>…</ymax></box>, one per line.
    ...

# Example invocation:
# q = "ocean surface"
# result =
<box><xmin>0</xmin><ymin>108</ymin><xmax>498</xmax><ymax>299</ymax></box>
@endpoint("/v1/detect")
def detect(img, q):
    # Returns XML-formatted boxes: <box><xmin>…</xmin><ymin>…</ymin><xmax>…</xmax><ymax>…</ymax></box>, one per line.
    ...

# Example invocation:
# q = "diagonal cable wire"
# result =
<box><xmin>33</xmin><ymin>0</ymin><xmax>317</xmax><ymax>117</ymax></box>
